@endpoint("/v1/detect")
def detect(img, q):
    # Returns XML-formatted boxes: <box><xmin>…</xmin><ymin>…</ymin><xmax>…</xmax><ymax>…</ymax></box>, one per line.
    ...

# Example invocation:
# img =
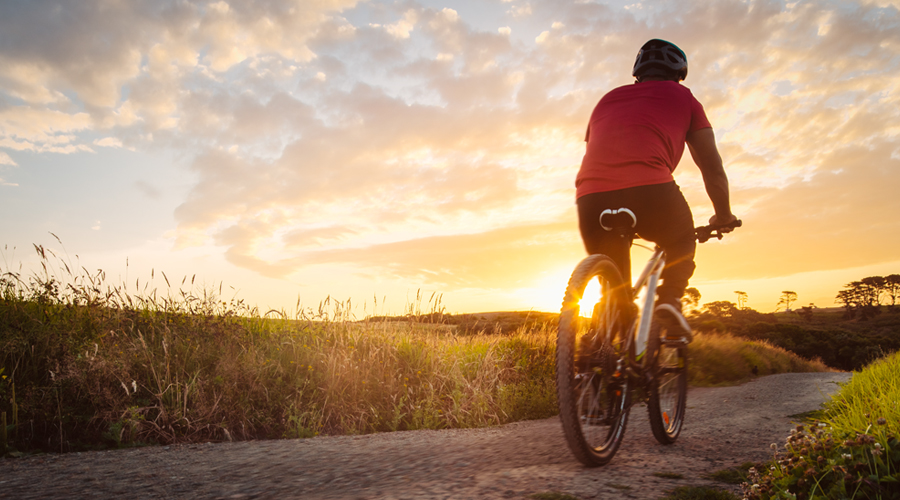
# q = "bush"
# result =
<box><xmin>743</xmin><ymin>351</ymin><xmax>900</xmax><ymax>499</ymax></box>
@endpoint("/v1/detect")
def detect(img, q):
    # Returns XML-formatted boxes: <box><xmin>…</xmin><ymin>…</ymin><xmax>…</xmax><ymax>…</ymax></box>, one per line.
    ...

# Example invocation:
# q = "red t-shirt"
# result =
<box><xmin>575</xmin><ymin>81</ymin><xmax>712</xmax><ymax>198</ymax></box>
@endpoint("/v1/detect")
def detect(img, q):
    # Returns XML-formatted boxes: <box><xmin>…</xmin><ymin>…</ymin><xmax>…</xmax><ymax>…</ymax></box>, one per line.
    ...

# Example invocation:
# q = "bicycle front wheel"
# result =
<box><xmin>556</xmin><ymin>254</ymin><xmax>633</xmax><ymax>467</ymax></box>
<box><xmin>646</xmin><ymin>322</ymin><xmax>688</xmax><ymax>444</ymax></box>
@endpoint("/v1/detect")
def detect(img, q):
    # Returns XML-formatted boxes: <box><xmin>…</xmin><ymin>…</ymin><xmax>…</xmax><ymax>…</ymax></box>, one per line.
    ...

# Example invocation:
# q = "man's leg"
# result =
<box><xmin>635</xmin><ymin>183</ymin><xmax>696</xmax><ymax>339</ymax></box>
<box><xmin>576</xmin><ymin>191</ymin><xmax>633</xmax><ymax>286</ymax></box>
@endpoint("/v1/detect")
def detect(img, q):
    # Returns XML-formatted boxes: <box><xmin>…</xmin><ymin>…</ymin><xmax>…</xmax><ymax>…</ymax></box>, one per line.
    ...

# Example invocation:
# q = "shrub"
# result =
<box><xmin>743</xmin><ymin>351</ymin><xmax>900</xmax><ymax>499</ymax></box>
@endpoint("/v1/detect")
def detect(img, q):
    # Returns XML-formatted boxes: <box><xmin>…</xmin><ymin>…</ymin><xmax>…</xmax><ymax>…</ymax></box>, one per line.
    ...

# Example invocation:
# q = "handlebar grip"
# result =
<box><xmin>695</xmin><ymin>219</ymin><xmax>742</xmax><ymax>243</ymax></box>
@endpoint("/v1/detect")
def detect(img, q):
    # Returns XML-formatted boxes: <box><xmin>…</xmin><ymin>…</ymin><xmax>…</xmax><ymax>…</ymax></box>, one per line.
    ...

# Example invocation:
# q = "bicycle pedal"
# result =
<box><xmin>661</xmin><ymin>337</ymin><xmax>690</xmax><ymax>346</ymax></box>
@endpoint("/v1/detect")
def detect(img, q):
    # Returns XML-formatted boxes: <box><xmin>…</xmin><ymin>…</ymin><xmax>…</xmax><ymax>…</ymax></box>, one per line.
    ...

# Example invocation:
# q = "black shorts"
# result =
<box><xmin>576</xmin><ymin>181</ymin><xmax>696</xmax><ymax>299</ymax></box>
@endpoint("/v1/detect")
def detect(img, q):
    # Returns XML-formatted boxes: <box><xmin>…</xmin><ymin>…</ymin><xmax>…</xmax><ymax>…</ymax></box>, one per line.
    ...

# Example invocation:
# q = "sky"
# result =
<box><xmin>1</xmin><ymin>0</ymin><xmax>899</xmax><ymax>316</ymax></box>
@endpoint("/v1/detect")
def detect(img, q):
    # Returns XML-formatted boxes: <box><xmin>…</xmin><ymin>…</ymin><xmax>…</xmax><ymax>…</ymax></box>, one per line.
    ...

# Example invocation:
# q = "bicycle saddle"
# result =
<box><xmin>599</xmin><ymin>208</ymin><xmax>637</xmax><ymax>232</ymax></box>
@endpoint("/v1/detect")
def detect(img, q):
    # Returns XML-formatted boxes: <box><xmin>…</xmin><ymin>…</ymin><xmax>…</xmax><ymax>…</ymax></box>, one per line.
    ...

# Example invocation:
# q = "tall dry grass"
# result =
<box><xmin>0</xmin><ymin>245</ymin><xmax>556</xmax><ymax>452</ymax></box>
<box><xmin>1</xmin><ymin>244</ymin><xmax>833</xmax><ymax>454</ymax></box>
<box><xmin>688</xmin><ymin>332</ymin><xmax>834</xmax><ymax>386</ymax></box>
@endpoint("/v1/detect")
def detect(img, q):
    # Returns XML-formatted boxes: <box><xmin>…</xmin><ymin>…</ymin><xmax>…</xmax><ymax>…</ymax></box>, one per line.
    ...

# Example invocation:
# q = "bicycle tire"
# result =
<box><xmin>556</xmin><ymin>254</ymin><xmax>633</xmax><ymax>467</ymax></box>
<box><xmin>646</xmin><ymin>321</ymin><xmax>688</xmax><ymax>445</ymax></box>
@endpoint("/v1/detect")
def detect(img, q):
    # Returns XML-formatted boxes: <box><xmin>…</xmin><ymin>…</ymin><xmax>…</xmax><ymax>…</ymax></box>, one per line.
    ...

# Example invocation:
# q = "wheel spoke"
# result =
<box><xmin>557</xmin><ymin>254</ymin><xmax>632</xmax><ymax>466</ymax></box>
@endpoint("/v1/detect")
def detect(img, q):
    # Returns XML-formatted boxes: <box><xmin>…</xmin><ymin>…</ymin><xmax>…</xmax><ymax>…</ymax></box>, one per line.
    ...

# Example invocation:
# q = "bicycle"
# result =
<box><xmin>556</xmin><ymin>208</ymin><xmax>741</xmax><ymax>467</ymax></box>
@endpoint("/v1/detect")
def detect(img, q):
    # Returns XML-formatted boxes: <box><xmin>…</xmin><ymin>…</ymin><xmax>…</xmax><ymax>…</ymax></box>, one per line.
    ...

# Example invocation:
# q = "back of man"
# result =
<box><xmin>577</xmin><ymin>81</ymin><xmax>711</xmax><ymax>196</ymax></box>
<box><xmin>574</xmin><ymin>39</ymin><xmax>736</xmax><ymax>339</ymax></box>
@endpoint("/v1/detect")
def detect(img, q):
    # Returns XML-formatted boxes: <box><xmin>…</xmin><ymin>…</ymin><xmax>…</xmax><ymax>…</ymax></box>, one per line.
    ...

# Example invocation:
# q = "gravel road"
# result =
<box><xmin>0</xmin><ymin>372</ymin><xmax>851</xmax><ymax>500</ymax></box>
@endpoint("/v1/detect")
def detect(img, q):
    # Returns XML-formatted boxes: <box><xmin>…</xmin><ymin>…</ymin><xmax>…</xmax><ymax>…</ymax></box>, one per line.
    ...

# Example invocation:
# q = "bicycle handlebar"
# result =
<box><xmin>695</xmin><ymin>219</ymin><xmax>742</xmax><ymax>243</ymax></box>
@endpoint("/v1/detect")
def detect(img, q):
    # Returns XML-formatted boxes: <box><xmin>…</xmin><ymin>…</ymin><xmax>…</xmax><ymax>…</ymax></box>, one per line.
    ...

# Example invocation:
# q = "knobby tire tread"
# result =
<box><xmin>646</xmin><ymin>324</ymin><xmax>688</xmax><ymax>445</ymax></box>
<box><xmin>556</xmin><ymin>254</ymin><xmax>631</xmax><ymax>467</ymax></box>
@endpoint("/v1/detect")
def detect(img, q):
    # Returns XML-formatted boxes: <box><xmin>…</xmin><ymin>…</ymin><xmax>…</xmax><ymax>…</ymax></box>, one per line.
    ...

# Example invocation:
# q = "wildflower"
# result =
<box><xmin>818</xmin><ymin>422</ymin><xmax>826</xmax><ymax>428</ymax></box>
<box><xmin>872</xmin><ymin>448</ymin><xmax>883</xmax><ymax>457</ymax></box>
<box><xmin>875</xmin><ymin>442</ymin><xmax>883</xmax><ymax>450</ymax></box>
<box><xmin>770</xmin><ymin>443</ymin><xmax>777</xmax><ymax>450</ymax></box>
<box><xmin>842</xmin><ymin>453</ymin><xmax>852</xmax><ymax>459</ymax></box>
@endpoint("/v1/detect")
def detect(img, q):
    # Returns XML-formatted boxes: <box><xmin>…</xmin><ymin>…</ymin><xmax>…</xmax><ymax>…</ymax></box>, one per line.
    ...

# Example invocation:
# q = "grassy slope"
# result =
<box><xmin>741</xmin><ymin>351</ymin><xmax>900</xmax><ymax>499</ymax></box>
<box><xmin>0</xmin><ymin>255</ymin><xmax>837</xmax><ymax>454</ymax></box>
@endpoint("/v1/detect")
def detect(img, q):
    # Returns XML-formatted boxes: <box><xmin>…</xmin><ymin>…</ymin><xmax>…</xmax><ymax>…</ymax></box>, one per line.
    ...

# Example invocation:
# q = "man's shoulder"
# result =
<box><xmin>603</xmin><ymin>81</ymin><xmax>695</xmax><ymax>99</ymax></box>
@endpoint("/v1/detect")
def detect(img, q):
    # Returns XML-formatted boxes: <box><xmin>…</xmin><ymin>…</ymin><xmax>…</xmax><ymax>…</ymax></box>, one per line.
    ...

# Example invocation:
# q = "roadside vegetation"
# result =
<box><xmin>687</xmin><ymin>282</ymin><xmax>900</xmax><ymax>372</ymax></box>
<box><xmin>0</xmin><ymin>247</ymin><xmax>845</xmax><ymax>455</ymax></box>
<box><xmin>740</xmin><ymin>350</ymin><xmax>900</xmax><ymax>499</ymax></box>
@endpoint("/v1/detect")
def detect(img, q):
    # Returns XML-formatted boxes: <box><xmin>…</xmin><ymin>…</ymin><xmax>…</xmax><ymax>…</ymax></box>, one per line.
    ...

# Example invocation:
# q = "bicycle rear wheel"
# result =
<box><xmin>556</xmin><ymin>254</ymin><xmax>633</xmax><ymax>467</ymax></box>
<box><xmin>646</xmin><ymin>322</ymin><xmax>688</xmax><ymax>444</ymax></box>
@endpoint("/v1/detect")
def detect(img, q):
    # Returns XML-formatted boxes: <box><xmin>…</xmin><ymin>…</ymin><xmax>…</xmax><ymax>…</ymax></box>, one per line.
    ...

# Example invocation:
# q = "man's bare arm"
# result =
<box><xmin>686</xmin><ymin>127</ymin><xmax>736</xmax><ymax>227</ymax></box>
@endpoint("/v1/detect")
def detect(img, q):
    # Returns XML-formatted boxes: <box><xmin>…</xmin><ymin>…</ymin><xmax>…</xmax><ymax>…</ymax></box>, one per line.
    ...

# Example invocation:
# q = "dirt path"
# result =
<box><xmin>0</xmin><ymin>372</ymin><xmax>851</xmax><ymax>500</ymax></box>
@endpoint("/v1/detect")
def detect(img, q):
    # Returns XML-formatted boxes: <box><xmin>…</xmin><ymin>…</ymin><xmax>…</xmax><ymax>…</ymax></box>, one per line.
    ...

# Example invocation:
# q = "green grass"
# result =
<box><xmin>741</xmin><ymin>351</ymin><xmax>900</xmax><ymax>499</ymax></box>
<box><xmin>0</xmin><ymin>245</ymin><xmax>836</xmax><ymax>454</ymax></box>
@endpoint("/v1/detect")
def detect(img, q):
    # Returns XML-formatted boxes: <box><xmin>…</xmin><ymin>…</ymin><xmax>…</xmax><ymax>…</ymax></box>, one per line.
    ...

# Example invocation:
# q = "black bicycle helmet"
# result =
<box><xmin>632</xmin><ymin>39</ymin><xmax>688</xmax><ymax>81</ymax></box>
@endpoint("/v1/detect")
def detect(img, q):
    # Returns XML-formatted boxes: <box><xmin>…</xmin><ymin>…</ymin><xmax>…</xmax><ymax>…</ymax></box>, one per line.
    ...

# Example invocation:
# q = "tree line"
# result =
<box><xmin>683</xmin><ymin>274</ymin><xmax>900</xmax><ymax>371</ymax></box>
<box><xmin>834</xmin><ymin>274</ymin><xmax>900</xmax><ymax>319</ymax></box>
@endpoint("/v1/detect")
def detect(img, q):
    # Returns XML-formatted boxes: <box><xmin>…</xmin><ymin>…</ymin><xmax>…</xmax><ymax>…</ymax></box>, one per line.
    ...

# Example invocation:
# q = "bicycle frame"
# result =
<box><xmin>556</xmin><ymin>218</ymin><xmax>741</xmax><ymax>466</ymax></box>
<box><xmin>631</xmin><ymin>244</ymin><xmax>666</xmax><ymax>362</ymax></box>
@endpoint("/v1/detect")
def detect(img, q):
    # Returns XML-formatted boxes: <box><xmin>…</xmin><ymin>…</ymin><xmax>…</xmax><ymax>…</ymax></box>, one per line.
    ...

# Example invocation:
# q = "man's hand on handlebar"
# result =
<box><xmin>709</xmin><ymin>213</ymin><xmax>738</xmax><ymax>232</ymax></box>
<box><xmin>696</xmin><ymin>215</ymin><xmax>741</xmax><ymax>243</ymax></box>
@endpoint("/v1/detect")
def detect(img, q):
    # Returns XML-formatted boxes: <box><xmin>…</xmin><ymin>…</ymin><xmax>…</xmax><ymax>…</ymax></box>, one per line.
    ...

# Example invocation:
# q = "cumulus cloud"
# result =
<box><xmin>3</xmin><ymin>0</ymin><xmax>900</xmax><ymax>300</ymax></box>
<box><xmin>164</xmin><ymin>0</ymin><xmax>900</xmax><ymax>288</ymax></box>
<box><xmin>0</xmin><ymin>0</ymin><xmax>360</xmax><ymax>151</ymax></box>
<box><xmin>0</xmin><ymin>151</ymin><xmax>17</xmax><ymax>167</ymax></box>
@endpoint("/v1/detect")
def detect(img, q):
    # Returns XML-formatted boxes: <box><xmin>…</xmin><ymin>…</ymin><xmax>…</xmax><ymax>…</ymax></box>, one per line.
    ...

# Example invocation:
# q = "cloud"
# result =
<box><xmin>300</xmin><ymin>219</ymin><xmax>583</xmax><ymax>289</ymax></box>
<box><xmin>4</xmin><ymin>0</ymin><xmax>900</xmax><ymax>301</ymax></box>
<box><xmin>93</xmin><ymin>137</ymin><xmax>123</xmax><ymax>148</ymax></box>
<box><xmin>696</xmin><ymin>140</ymin><xmax>900</xmax><ymax>281</ymax></box>
<box><xmin>0</xmin><ymin>0</ymin><xmax>361</xmax><ymax>153</ymax></box>
<box><xmin>0</xmin><ymin>107</ymin><xmax>93</xmax><ymax>153</ymax></box>
<box><xmin>0</xmin><ymin>151</ymin><xmax>17</xmax><ymax>166</ymax></box>
<box><xmin>213</xmin><ymin>216</ymin><xmax>583</xmax><ymax>287</ymax></box>
<box><xmin>135</xmin><ymin>180</ymin><xmax>162</xmax><ymax>199</ymax></box>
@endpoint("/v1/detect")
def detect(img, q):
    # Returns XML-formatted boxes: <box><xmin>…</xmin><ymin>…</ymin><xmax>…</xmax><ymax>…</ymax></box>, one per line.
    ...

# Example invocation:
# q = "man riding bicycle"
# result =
<box><xmin>575</xmin><ymin>39</ymin><xmax>737</xmax><ymax>340</ymax></box>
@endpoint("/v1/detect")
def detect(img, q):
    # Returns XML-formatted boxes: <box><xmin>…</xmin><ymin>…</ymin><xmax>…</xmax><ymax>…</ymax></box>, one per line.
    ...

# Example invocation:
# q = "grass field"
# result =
<box><xmin>0</xmin><ymin>250</ymin><xmax>835</xmax><ymax>454</ymax></box>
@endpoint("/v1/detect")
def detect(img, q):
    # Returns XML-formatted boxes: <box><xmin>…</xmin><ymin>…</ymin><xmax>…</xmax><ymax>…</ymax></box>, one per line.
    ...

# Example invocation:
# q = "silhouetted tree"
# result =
<box><xmin>837</xmin><ymin>280</ymin><xmax>883</xmax><ymax>320</ymax></box>
<box><xmin>886</xmin><ymin>274</ymin><xmax>900</xmax><ymax>309</ymax></box>
<box><xmin>862</xmin><ymin>276</ymin><xmax>887</xmax><ymax>304</ymax></box>
<box><xmin>776</xmin><ymin>291</ymin><xmax>798</xmax><ymax>312</ymax></box>
<box><xmin>796</xmin><ymin>304</ymin><xmax>816</xmax><ymax>322</ymax></box>
<box><xmin>835</xmin><ymin>289</ymin><xmax>857</xmax><ymax>319</ymax></box>
<box><xmin>683</xmin><ymin>287</ymin><xmax>701</xmax><ymax>312</ymax></box>
<box><xmin>734</xmin><ymin>291</ymin><xmax>748</xmax><ymax>309</ymax></box>
<box><xmin>703</xmin><ymin>301</ymin><xmax>739</xmax><ymax>319</ymax></box>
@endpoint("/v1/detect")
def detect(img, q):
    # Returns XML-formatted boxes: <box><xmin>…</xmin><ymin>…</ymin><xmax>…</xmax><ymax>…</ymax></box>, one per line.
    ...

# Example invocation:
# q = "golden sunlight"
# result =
<box><xmin>579</xmin><ymin>276</ymin><xmax>601</xmax><ymax>318</ymax></box>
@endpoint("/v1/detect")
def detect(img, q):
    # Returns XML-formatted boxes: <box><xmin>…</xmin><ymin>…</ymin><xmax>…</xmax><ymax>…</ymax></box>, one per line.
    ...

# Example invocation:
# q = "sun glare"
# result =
<box><xmin>579</xmin><ymin>277</ymin><xmax>601</xmax><ymax>318</ymax></box>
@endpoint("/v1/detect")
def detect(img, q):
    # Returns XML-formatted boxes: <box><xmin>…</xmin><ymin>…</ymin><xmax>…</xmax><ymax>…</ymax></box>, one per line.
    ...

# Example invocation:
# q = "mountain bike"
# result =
<box><xmin>556</xmin><ymin>209</ymin><xmax>741</xmax><ymax>467</ymax></box>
